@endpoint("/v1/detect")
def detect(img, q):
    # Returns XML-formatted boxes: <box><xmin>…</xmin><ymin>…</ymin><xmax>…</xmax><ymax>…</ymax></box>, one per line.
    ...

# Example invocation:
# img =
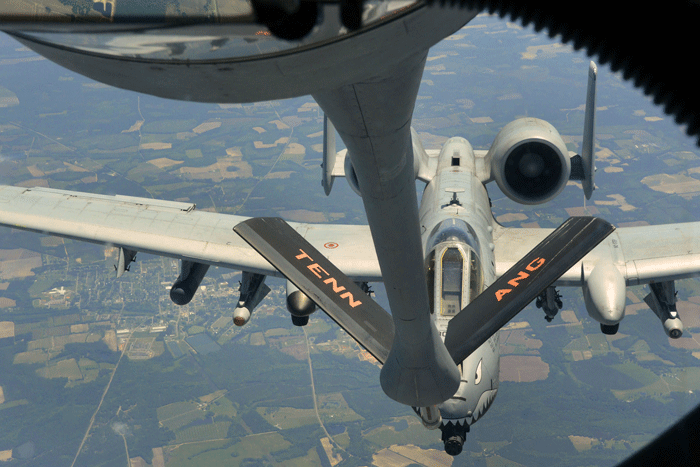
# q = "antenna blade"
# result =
<box><xmin>582</xmin><ymin>61</ymin><xmax>597</xmax><ymax>200</ymax></box>
<box><xmin>322</xmin><ymin>114</ymin><xmax>336</xmax><ymax>196</ymax></box>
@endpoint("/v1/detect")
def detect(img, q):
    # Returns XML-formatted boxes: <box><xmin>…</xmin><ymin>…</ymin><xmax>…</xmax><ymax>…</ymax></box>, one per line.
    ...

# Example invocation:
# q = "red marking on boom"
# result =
<box><xmin>294</xmin><ymin>249</ymin><xmax>362</xmax><ymax>308</ymax></box>
<box><xmin>323</xmin><ymin>277</ymin><xmax>346</xmax><ymax>293</ymax></box>
<box><xmin>507</xmin><ymin>271</ymin><xmax>529</xmax><ymax>288</ymax></box>
<box><xmin>340</xmin><ymin>292</ymin><xmax>362</xmax><ymax>308</ymax></box>
<box><xmin>495</xmin><ymin>257</ymin><xmax>547</xmax><ymax>301</ymax></box>
<box><xmin>296</xmin><ymin>249</ymin><xmax>313</xmax><ymax>261</ymax></box>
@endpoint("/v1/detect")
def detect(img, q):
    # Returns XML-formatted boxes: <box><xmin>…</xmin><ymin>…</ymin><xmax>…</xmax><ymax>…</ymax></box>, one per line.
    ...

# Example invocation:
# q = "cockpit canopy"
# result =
<box><xmin>426</xmin><ymin>219</ymin><xmax>480</xmax><ymax>253</ymax></box>
<box><xmin>425</xmin><ymin>219</ymin><xmax>483</xmax><ymax>317</ymax></box>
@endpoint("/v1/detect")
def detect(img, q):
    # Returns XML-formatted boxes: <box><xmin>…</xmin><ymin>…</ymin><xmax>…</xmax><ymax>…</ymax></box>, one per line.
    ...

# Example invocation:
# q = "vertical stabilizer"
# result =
<box><xmin>582</xmin><ymin>61</ymin><xmax>597</xmax><ymax>199</ymax></box>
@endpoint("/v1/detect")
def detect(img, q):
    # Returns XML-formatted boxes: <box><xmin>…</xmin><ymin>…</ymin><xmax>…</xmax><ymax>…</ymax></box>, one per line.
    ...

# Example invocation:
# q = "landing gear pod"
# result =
<box><xmin>286</xmin><ymin>281</ymin><xmax>316</xmax><ymax>326</ymax></box>
<box><xmin>644</xmin><ymin>281</ymin><xmax>684</xmax><ymax>339</ymax></box>
<box><xmin>582</xmin><ymin>260</ymin><xmax>626</xmax><ymax>333</ymax></box>
<box><xmin>170</xmin><ymin>261</ymin><xmax>210</xmax><ymax>306</ymax></box>
<box><xmin>233</xmin><ymin>272</ymin><xmax>270</xmax><ymax>326</ymax></box>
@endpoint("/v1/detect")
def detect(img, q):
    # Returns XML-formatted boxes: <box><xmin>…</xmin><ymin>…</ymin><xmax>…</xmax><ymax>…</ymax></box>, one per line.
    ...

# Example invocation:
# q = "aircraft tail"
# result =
<box><xmin>569</xmin><ymin>61</ymin><xmax>597</xmax><ymax>199</ymax></box>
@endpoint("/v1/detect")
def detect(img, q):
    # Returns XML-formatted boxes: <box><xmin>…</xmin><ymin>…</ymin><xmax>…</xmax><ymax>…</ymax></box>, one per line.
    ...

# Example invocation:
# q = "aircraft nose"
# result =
<box><xmin>438</xmin><ymin>355</ymin><xmax>499</xmax><ymax>424</ymax></box>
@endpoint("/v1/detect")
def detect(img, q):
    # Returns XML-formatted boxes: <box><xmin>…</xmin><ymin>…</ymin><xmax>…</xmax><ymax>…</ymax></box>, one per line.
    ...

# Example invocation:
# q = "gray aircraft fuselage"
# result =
<box><xmin>417</xmin><ymin>135</ymin><xmax>500</xmax><ymax>439</ymax></box>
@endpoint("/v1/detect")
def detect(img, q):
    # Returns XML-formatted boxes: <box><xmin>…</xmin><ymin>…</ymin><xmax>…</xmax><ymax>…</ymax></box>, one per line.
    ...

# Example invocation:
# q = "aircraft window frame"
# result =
<box><xmin>440</xmin><ymin>247</ymin><xmax>464</xmax><ymax>317</ymax></box>
<box><xmin>426</xmin><ymin>218</ymin><xmax>480</xmax><ymax>254</ymax></box>
<box><xmin>429</xmin><ymin>240</ymin><xmax>484</xmax><ymax>319</ymax></box>
<box><xmin>469</xmin><ymin>253</ymin><xmax>483</xmax><ymax>299</ymax></box>
<box><xmin>425</xmin><ymin>250</ymin><xmax>435</xmax><ymax>315</ymax></box>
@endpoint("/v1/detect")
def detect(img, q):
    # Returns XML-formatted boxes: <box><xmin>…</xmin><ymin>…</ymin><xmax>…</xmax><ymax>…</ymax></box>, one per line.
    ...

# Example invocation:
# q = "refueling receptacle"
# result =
<box><xmin>582</xmin><ymin>260</ymin><xmax>626</xmax><ymax>335</ymax></box>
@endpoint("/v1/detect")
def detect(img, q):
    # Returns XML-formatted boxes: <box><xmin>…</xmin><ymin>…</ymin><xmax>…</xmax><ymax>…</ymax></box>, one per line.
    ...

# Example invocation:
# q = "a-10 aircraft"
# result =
<box><xmin>2</xmin><ymin>0</ymin><xmax>700</xmax><ymax>458</ymax></box>
<box><xmin>0</xmin><ymin>60</ymin><xmax>697</xmax><ymax>455</ymax></box>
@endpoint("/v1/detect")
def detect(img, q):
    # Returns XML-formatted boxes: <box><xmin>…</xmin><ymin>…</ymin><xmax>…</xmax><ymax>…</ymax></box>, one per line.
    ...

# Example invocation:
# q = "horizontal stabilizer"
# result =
<box><xmin>445</xmin><ymin>216</ymin><xmax>614</xmax><ymax>364</ymax></box>
<box><xmin>234</xmin><ymin>217</ymin><xmax>394</xmax><ymax>363</ymax></box>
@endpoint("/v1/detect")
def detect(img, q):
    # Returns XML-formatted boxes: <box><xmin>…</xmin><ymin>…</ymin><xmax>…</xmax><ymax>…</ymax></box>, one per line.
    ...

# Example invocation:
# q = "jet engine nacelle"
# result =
<box><xmin>170</xmin><ymin>261</ymin><xmax>210</xmax><ymax>306</ymax></box>
<box><xmin>582</xmin><ymin>261</ymin><xmax>626</xmax><ymax>332</ymax></box>
<box><xmin>286</xmin><ymin>281</ymin><xmax>317</xmax><ymax>326</ymax></box>
<box><xmin>488</xmin><ymin>118</ymin><xmax>570</xmax><ymax>205</ymax></box>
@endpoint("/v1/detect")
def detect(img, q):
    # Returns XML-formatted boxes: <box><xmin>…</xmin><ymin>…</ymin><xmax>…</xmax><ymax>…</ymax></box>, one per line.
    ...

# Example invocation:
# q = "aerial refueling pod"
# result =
<box><xmin>644</xmin><ymin>281</ymin><xmax>684</xmax><ymax>338</ymax></box>
<box><xmin>286</xmin><ymin>281</ymin><xmax>317</xmax><ymax>326</ymax></box>
<box><xmin>582</xmin><ymin>260</ymin><xmax>626</xmax><ymax>335</ymax></box>
<box><xmin>488</xmin><ymin>118</ymin><xmax>571</xmax><ymax>205</ymax></box>
<box><xmin>233</xmin><ymin>272</ymin><xmax>270</xmax><ymax>326</ymax></box>
<box><xmin>170</xmin><ymin>260</ymin><xmax>210</xmax><ymax>306</ymax></box>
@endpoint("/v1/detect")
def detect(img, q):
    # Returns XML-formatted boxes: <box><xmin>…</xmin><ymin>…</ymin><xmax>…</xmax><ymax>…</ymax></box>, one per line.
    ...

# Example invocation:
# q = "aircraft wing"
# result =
<box><xmin>494</xmin><ymin>222</ymin><xmax>700</xmax><ymax>286</ymax></box>
<box><xmin>0</xmin><ymin>185</ymin><xmax>381</xmax><ymax>282</ymax></box>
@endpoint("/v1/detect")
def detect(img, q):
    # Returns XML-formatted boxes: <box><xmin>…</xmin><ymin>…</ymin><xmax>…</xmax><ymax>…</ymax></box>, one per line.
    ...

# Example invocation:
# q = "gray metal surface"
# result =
<box><xmin>8</xmin><ymin>4</ymin><xmax>477</xmax><ymax>103</ymax></box>
<box><xmin>322</xmin><ymin>115</ymin><xmax>337</xmax><ymax>196</ymax></box>
<box><xmin>0</xmin><ymin>185</ymin><xmax>381</xmax><ymax>281</ymax></box>
<box><xmin>493</xmin><ymin>222</ymin><xmax>700</xmax><ymax>286</ymax></box>
<box><xmin>315</xmin><ymin>52</ymin><xmax>462</xmax><ymax>408</ymax></box>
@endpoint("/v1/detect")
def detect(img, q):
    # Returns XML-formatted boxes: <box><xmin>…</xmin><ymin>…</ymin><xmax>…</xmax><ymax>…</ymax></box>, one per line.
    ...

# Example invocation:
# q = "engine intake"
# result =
<box><xmin>488</xmin><ymin>118</ymin><xmax>570</xmax><ymax>205</ymax></box>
